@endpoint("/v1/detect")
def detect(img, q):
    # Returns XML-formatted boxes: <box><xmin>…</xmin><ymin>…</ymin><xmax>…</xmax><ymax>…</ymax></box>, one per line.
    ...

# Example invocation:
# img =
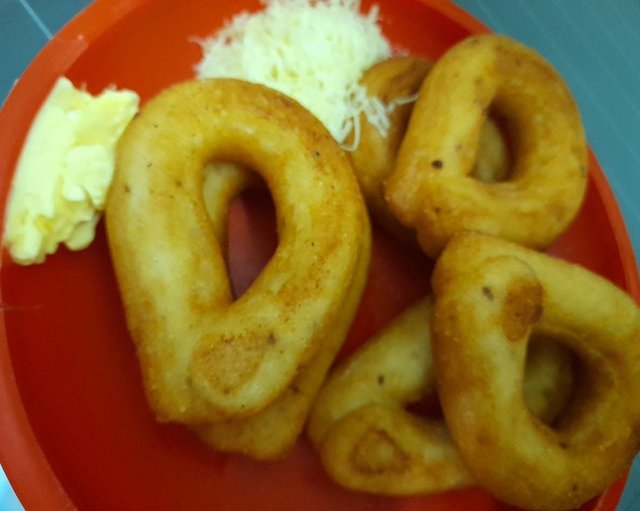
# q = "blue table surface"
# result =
<box><xmin>0</xmin><ymin>1</ymin><xmax>639</xmax><ymax>510</ymax></box>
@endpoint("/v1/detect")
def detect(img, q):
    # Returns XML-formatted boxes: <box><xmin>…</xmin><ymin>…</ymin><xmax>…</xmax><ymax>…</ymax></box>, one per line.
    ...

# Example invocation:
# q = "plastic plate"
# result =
<box><xmin>0</xmin><ymin>0</ymin><xmax>637</xmax><ymax>510</ymax></box>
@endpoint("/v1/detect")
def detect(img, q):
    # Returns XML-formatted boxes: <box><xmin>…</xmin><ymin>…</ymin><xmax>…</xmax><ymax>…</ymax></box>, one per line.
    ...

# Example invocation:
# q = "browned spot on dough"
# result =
<box><xmin>194</xmin><ymin>333</ymin><xmax>271</xmax><ymax>394</ymax></box>
<box><xmin>501</xmin><ymin>278</ymin><xmax>543</xmax><ymax>341</ymax></box>
<box><xmin>352</xmin><ymin>428</ymin><xmax>409</xmax><ymax>475</ymax></box>
<box><xmin>474</xmin><ymin>430</ymin><xmax>498</xmax><ymax>448</ymax></box>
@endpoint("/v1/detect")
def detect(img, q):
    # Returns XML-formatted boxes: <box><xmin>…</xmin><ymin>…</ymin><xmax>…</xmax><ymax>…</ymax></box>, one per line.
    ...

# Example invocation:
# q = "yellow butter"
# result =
<box><xmin>3</xmin><ymin>77</ymin><xmax>139</xmax><ymax>265</ymax></box>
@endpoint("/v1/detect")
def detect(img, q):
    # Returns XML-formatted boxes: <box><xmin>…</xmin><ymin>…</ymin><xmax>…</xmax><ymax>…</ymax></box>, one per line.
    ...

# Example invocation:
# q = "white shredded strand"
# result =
<box><xmin>340</xmin><ymin>112</ymin><xmax>361</xmax><ymax>152</ymax></box>
<box><xmin>389</xmin><ymin>92</ymin><xmax>420</xmax><ymax>108</ymax></box>
<box><xmin>195</xmin><ymin>0</ymin><xmax>392</xmax><ymax>144</ymax></box>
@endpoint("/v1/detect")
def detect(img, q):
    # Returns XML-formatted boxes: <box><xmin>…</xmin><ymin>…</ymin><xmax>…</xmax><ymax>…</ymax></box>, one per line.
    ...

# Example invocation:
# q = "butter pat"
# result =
<box><xmin>3</xmin><ymin>77</ymin><xmax>139</xmax><ymax>264</ymax></box>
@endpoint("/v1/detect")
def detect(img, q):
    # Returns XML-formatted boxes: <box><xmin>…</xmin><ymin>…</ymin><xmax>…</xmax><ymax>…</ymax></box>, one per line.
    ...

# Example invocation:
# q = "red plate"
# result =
<box><xmin>0</xmin><ymin>1</ymin><xmax>637</xmax><ymax>510</ymax></box>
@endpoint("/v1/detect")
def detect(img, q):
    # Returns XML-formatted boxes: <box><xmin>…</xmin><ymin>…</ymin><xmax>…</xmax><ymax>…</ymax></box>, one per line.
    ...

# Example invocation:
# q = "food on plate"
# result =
<box><xmin>106</xmin><ymin>79</ymin><xmax>370</xmax><ymax>432</ymax></box>
<box><xmin>3</xmin><ymin>76</ymin><xmax>138</xmax><ymax>264</ymax></box>
<box><xmin>194</xmin><ymin>0</ymin><xmax>392</xmax><ymax>146</ymax></box>
<box><xmin>346</xmin><ymin>55</ymin><xmax>510</xmax><ymax>243</ymax></box>
<box><xmin>7</xmin><ymin>0</ymin><xmax>626</xmax><ymax>504</ymax></box>
<box><xmin>193</xmin><ymin>203</ymin><xmax>370</xmax><ymax>459</ymax></box>
<box><xmin>344</xmin><ymin>56</ymin><xmax>430</xmax><ymax>241</ymax></box>
<box><xmin>192</xmin><ymin>161</ymin><xmax>370</xmax><ymax>460</ymax></box>
<box><xmin>309</xmin><ymin>298</ymin><xmax>470</xmax><ymax>494</ymax></box>
<box><xmin>308</xmin><ymin>297</ymin><xmax>574</xmax><ymax>495</ymax></box>
<box><xmin>385</xmin><ymin>34</ymin><xmax>588</xmax><ymax>257</ymax></box>
<box><xmin>431</xmin><ymin>232</ymin><xmax>640</xmax><ymax>510</ymax></box>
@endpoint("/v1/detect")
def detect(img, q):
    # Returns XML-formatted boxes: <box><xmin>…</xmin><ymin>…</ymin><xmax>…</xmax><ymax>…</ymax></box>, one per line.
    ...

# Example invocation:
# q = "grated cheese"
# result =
<box><xmin>194</xmin><ymin>0</ymin><xmax>393</xmax><ymax>147</ymax></box>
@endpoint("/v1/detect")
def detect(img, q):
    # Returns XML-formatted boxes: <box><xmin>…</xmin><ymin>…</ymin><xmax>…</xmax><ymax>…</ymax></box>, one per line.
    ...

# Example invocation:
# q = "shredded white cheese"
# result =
<box><xmin>194</xmin><ymin>0</ymin><xmax>392</xmax><ymax>147</ymax></box>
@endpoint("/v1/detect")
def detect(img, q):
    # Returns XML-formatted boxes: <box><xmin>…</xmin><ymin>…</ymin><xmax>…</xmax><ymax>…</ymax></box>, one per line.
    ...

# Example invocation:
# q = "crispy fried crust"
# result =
<box><xmin>431</xmin><ymin>232</ymin><xmax>640</xmax><ymax>510</ymax></box>
<box><xmin>309</xmin><ymin>297</ymin><xmax>574</xmax><ymax>495</ymax></box>
<box><xmin>106</xmin><ymin>79</ymin><xmax>370</xmax><ymax>425</ymax></box>
<box><xmin>386</xmin><ymin>35</ymin><xmax>588</xmax><ymax>257</ymax></box>
<box><xmin>347</xmin><ymin>55</ymin><xmax>510</xmax><ymax>246</ymax></box>
<box><xmin>193</xmin><ymin>173</ymin><xmax>372</xmax><ymax>458</ymax></box>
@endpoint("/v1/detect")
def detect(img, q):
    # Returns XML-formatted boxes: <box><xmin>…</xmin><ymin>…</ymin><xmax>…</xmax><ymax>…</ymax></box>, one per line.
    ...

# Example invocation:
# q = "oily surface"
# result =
<box><xmin>106</xmin><ymin>78</ymin><xmax>370</xmax><ymax>427</ymax></box>
<box><xmin>431</xmin><ymin>232</ymin><xmax>640</xmax><ymax>510</ymax></box>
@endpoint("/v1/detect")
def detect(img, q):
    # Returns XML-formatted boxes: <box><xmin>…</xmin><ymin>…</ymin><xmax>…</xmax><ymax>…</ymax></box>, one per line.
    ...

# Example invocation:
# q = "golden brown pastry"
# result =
<box><xmin>431</xmin><ymin>232</ymin><xmax>640</xmax><ymax>510</ymax></box>
<box><xmin>385</xmin><ymin>35</ymin><xmax>588</xmax><ymax>257</ymax></box>
<box><xmin>309</xmin><ymin>297</ymin><xmax>574</xmax><ymax>495</ymax></box>
<box><xmin>107</xmin><ymin>79</ymin><xmax>370</xmax><ymax>435</ymax></box>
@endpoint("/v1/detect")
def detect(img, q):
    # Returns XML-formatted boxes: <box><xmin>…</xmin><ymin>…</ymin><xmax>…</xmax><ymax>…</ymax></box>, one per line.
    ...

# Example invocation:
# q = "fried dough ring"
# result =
<box><xmin>107</xmin><ymin>78</ymin><xmax>370</xmax><ymax>424</ymax></box>
<box><xmin>308</xmin><ymin>297</ymin><xmax>574</xmax><ymax>495</ymax></box>
<box><xmin>193</xmin><ymin>165</ymin><xmax>371</xmax><ymax>459</ymax></box>
<box><xmin>431</xmin><ymin>232</ymin><xmax>640</xmax><ymax>510</ymax></box>
<box><xmin>385</xmin><ymin>35</ymin><xmax>588</xmax><ymax>257</ymax></box>
<box><xmin>346</xmin><ymin>55</ymin><xmax>510</xmax><ymax>243</ymax></box>
<box><xmin>194</xmin><ymin>241</ymin><xmax>369</xmax><ymax>459</ymax></box>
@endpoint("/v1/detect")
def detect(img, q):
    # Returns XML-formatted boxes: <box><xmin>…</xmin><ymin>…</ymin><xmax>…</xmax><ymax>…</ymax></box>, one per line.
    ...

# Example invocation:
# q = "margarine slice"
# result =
<box><xmin>3</xmin><ymin>77</ymin><xmax>139</xmax><ymax>265</ymax></box>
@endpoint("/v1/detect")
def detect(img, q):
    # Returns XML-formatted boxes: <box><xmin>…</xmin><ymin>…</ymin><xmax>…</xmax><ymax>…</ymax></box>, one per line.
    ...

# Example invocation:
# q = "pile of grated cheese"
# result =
<box><xmin>194</xmin><ymin>0</ymin><xmax>393</xmax><ymax>149</ymax></box>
